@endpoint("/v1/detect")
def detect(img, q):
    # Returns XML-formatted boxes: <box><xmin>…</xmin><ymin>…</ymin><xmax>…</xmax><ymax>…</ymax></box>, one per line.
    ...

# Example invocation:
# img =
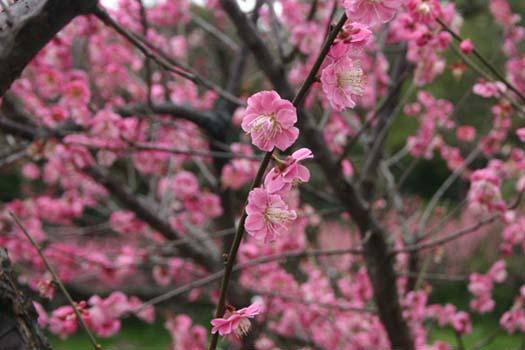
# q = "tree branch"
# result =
<box><xmin>115</xmin><ymin>102</ymin><xmax>227</xmax><ymax>139</ymax></box>
<box><xmin>10</xmin><ymin>213</ymin><xmax>101</xmax><ymax>349</ymax></box>
<box><xmin>0</xmin><ymin>0</ymin><xmax>97</xmax><ymax>97</ymax></box>
<box><xmin>84</xmin><ymin>166</ymin><xmax>220</xmax><ymax>271</ymax></box>
<box><xmin>93</xmin><ymin>6</ymin><xmax>244</xmax><ymax>107</ymax></box>
<box><xmin>218</xmin><ymin>2</ymin><xmax>415</xmax><ymax>348</ymax></box>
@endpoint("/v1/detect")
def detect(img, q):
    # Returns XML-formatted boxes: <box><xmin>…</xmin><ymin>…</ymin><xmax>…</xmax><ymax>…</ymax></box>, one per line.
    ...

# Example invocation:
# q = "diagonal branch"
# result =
<box><xmin>0</xmin><ymin>0</ymin><xmax>98</xmax><ymax>97</ymax></box>
<box><xmin>93</xmin><ymin>6</ymin><xmax>244</xmax><ymax>107</ymax></box>
<box><xmin>84</xmin><ymin>166</ymin><xmax>220</xmax><ymax>271</ymax></box>
<box><xmin>0</xmin><ymin>116</ymin><xmax>221</xmax><ymax>271</ymax></box>
<box><xmin>10</xmin><ymin>213</ymin><xmax>101</xmax><ymax>350</ymax></box>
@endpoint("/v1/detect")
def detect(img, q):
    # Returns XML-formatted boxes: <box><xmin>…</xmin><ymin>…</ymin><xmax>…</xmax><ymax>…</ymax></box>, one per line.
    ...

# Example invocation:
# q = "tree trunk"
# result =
<box><xmin>0</xmin><ymin>248</ymin><xmax>52</xmax><ymax>350</ymax></box>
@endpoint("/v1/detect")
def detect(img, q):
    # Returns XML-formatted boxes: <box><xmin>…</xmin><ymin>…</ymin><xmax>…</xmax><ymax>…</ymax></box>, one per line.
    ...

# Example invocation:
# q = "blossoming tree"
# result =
<box><xmin>0</xmin><ymin>0</ymin><xmax>524</xmax><ymax>349</ymax></box>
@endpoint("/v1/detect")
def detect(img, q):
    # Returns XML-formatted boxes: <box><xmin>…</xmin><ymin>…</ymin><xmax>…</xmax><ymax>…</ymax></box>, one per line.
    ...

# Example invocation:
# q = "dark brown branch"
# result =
<box><xmin>115</xmin><ymin>102</ymin><xmax>226</xmax><ymax>139</ymax></box>
<box><xmin>93</xmin><ymin>6</ymin><xmax>244</xmax><ymax>107</ymax></box>
<box><xmin>84</xmin><ymin>166</ymin><xmax>220</xmax><ymax>271</ymax></box>
<box><xmin>0</xmin><ymin>0</ymin><xmax>97</xmax><ymax>97</ymax></box>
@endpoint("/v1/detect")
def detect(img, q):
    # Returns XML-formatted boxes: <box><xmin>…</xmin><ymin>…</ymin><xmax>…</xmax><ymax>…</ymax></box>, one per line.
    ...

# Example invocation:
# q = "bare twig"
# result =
<box><xmin>134</xmin><ymin>246</ymin><xmax>363</xmax><ymax>313</ymax></box>
<box><xmin>417</xmin><ymin>147</ymin><xmax>481</xmax><ymax>235</ymax></box>
<box><xmin>395</xmin><ymin>214</ymin><xmax>498</xmax><ymax>254</ymax></box>
<box><xmin>437</xmin><ymin>17</ymin><xmax>525</xmax><ymax>104</ymax></box>
<box><xmin>135</xmin><ymin>0</ymin><xmax>153</xmax><ymax>106</ymax></box>
<box><xmin>191</xmin><ymin>13</ymin><xmax>239</xmax><ymax>52</ymax></box>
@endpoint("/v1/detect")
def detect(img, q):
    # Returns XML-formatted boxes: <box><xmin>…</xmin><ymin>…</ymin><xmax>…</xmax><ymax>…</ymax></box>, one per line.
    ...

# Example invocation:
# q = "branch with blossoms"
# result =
<box><xmin>2</xmin><ymin>0</ymin><xmax>525</xmax><ymax>349</ymax></box>
<box><xmin>10</xmin><ymin>212</ymin><xmax>102</xmax><ymax>350</ymax></box>
<box><xmin>208</xmin><ymin>11</ymin><xmax>348</xmax><ymax>348</ymax></box>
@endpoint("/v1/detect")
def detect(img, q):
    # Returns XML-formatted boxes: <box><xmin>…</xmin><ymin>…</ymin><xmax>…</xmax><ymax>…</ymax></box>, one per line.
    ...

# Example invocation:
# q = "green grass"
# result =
<box><xmin>49</xmin><ymin>317</ymin><xmax>524</xmax><ymax>350</ymax></box>
<box><xmin>429</xmin><ymin>318</ymin><xmax>523</xmax><ymax>350</ymax></box>
<box><xmin>48</xmin><ymin>319</ymin><xmax>172</xmax><ymax>350</ymax></box>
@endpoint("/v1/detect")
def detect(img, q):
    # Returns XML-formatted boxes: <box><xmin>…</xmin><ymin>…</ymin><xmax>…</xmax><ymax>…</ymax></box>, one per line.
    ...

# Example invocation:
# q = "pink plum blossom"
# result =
<box><xmin>459</xmin><ymin>39</ymin><xmax>475</xmax><ymax>54</ymax></box>
<box><xmin>451</xmin><ymin>311</ymin><xmax>472</xmax><ymax>334</ymax></box>
<box><xmin>211</xmin><ymin>302</ymin><xmax>263</xmax><ymax>337</ymax></box>
<box><xmin>516</xmin><ymin>128</ymin><xmax>525</xmax><ymax>142</ymax></box>
<box><xmin>245</xmin><ymin>188</ymin><xmax>297</xmax><ymax>243</ymax></box>
<box><xmin>473</xmin><ymin>80</ymin><xmax>506</xmax><ymax>98</ymax></box>
<box><xmin>456</xmin><ymin>126</ymin><xmax>476</xmax><ymax>142</ymax></box>
<box><xmin>321</xmin><ymin>57</ymin><xmax>366</xmax><ymax>111</ymax></box>
<box><xmin>343</xmin><ymin>0</ymin><xmax>400</xmax><ymax>26</ymax></box>
<box><xmin>338</xmin><ymin>22</ymin><xmax>373</xmax><ymax>47</ymax></box>
<box><xmin>241</xmin><ymin>91</ymin><xmax>299</xmax><ymax>152</ymax></box>
<box><xmin>165</xmin><ymin>314</ymin><xmax>207</xmax><ymax>349</ymax></box>
<box><xmin>264</xmin><ymin>148</ymin><xmax>313</xmax><ymax>195</ymax></box>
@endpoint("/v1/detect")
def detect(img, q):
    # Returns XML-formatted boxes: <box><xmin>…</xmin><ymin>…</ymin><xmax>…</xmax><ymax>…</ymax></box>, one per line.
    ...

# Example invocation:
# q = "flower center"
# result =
<box><xmin>250</xmin><ymin>113</ymin><xmax>282</xmax><ymax>140</ymax></box>
<box><xmin>336</xmin><ymin>68</ymin><xmax>366</xmax><ymax>95</ymax></box>
<box><xmin>235</xmin><ymin>318</ymin><xmax>252</xmax><ymax>337</ymax></box>
<box><xmin>264</xmin><ymin>207</ymin><xmax>294</xmax><ymax>224</ymax></box>
<box><xmin>418</xmin><ymin>2</ymin><xmax>431</xmax><ymax>14</ymax></box>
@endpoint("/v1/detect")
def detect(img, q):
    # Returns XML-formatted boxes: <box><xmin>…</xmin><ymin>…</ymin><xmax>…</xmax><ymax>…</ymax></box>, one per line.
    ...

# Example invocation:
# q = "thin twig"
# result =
<box><xmin>250</xmin><ymin>288</ymin><xmax>376</xmax><ymax>313</ymax></box>
<box><xmin>66</xmin><ymin>138</ymin><xmax>262</xmax><ymax>160</ymax></box>
<box><xmin>10</xmin><ymin>212</ymin><xmax>102</xmax><ymax>350</ymax></box>
<box><xmin>191</xmin><ymin>13</ymin><xmax>239</xmax><ymax>52</ymax></box>
<box><xmin>338</xmin><ymin>70</ymin><xmax>411</xmax><ymax>162</ymax></box>
<box><xmin>134</xmin><ymin>246</ymin><xmax>364</xmax><ymax>314</ymax></box>
<box><xmin>417</xmin><ymin>147</ymin><xmax>480</xmax><ymax>235</ymax></box>
<box><xmin>394</xmin><ymin>214</ymin><xmax>497</xmax><ymax>254</ymax></box>
<box><xmin>135</xmin><ymin>0</ymin><xmax>153</xmax><ymax>107</ymax></box>
<box><xmin>436</xmin><ymin>17</ymin><xmax>525</xmax><ymax>104</ymax></box>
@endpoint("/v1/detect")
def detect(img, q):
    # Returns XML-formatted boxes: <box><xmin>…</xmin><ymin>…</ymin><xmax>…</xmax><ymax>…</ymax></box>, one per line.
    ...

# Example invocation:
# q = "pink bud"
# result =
<box><xmin>460</xmin><ymin>40</ymin><xmax>474</xmax><ymax>55</ymax></box>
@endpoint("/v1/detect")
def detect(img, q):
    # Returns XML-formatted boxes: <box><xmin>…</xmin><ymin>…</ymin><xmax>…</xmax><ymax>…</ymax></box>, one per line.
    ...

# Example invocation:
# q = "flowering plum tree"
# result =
<box><xmin>0</xmin><ymin>0</ymin><xmax>524</xmax><ymax>349</ymax></box>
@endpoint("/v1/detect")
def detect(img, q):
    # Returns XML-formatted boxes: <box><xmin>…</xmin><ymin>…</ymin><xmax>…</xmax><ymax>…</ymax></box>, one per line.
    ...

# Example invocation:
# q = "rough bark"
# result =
<box><xmin>0</xmin><ymin>248</ymin><xmax>52</xmax><ymax>350</ymax></box>
<box><xmin>0</xmin><ymin>0</ymin><xmax>97</xmax><ymax>97</ymax></box>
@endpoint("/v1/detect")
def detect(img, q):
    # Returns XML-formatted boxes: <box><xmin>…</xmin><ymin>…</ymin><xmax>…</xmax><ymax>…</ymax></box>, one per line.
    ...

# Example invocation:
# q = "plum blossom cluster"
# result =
<box><xmin>468</xmin><ymin>260</ymin><xmax>507</xmax><ymax>313</ymax></box>
<box><xmin>500</xmin><ymin>286</ymin><xmax>525</xmax><ymax>334</ymax></box>
<box><xmin>165</xmin><ymin>315</ymin><xmax>207</xmax><ymax>350</ymax></box>
<box><xmin>210</xmin><ymin>91</ymin><xmax>312</xmax><ymax>337</ymax></box>
<box><xmin>501</xmin><ymin>216</ymin><xmax>525</xmax><ymax>255</ymax></box>
<box><xmin>320</xmin><ymin>21</ymin><xmax>372</xmax><ymax>111</ymax></box>
<box><xmin>34</xmin><ymin>292</ymin><xmax>153</xmax><ymax>339</ymax></box>
<box><xmin>242</xmin><ymin>91</ymin><xmax>311</xmax><ymax>244</ymax></box>
<box><xmin>467</xmin><ymin>168</ymin><xmax>506</xmax><ymax>215</ymax></box>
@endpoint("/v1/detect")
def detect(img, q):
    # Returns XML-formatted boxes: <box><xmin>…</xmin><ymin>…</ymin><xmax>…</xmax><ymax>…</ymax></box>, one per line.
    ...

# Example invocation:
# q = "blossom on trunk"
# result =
<box><xmin>241</xmin><ymin>91</ymin><xmax>299</xmax><ymax>152</ymax></box>
<box><xmin>245</xmin><ymin>188</ymin><xmax>297</xmax><ymax>243</ymax></box>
